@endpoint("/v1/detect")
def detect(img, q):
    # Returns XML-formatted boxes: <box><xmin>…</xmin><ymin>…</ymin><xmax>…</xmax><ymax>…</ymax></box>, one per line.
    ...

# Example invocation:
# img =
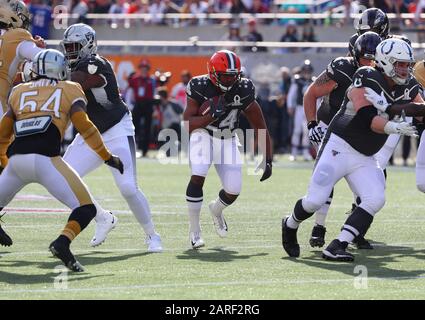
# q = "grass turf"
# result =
<box><xmin>0</xmin><ymin>157</ymin><xmax>425</xmax><ymax>299</ymax></box>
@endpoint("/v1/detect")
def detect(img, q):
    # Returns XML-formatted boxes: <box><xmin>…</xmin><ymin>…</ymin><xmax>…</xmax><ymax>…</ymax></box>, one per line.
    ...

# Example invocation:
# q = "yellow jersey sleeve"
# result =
<box><xmin>414</xmin><ymin>61</ymin><xmax>425</xmax><ymax>88</ymax></box>
<box><xmin>63</xmin><ymin>81</ymin><xmax>87</xmax><ymax>107</ymax></box>
<box><xmin>7</xmin><ymin>28</ymin><xmax>34</xmax><ymax>44</ymax></box>
<box><xmin>7</xmin><ymin>85</ymin><xmax>21</xmax><ymax>115</ymax></box>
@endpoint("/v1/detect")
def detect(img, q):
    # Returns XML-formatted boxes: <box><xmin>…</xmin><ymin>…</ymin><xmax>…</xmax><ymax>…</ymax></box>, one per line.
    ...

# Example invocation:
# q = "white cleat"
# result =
<box><xmin>90</xmin><ymin>212</ymin><xmax>118</xmax><ymax>247</ymax></box>
<box><xmin>209</xmin><ymin>201</ymin><xmax>228</xmax><ymax>238</ymax></box>
<box><xmin>189</xmin><ymin>231</ymin><xmax>205</xmax><ymax>249</ymax></box>
<box><xmin>145</xmin><ymin>233</ymin><xmax>163</xmax><ymax>253</ymax></box>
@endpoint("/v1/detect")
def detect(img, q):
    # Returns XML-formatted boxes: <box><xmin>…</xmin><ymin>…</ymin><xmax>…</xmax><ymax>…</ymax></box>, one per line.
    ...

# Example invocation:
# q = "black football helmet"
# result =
<box><xmin>348</xmin><ymin>33</ymin><xmax>359</xmax><ymax>57</ymax></box>
<box><xmin>387</xmin><ymin>34</ymin><xmax>411</xmax><ymax>46</ymax></box>
<box><xmin>356</xmin><ymin>8</ymin><xmax>389</xmax><ymax>38</ymax></box>
<box><xmin>353</xmin><ymin>31</ymin><xmax>382</xmax><ymax>67</ymax></box>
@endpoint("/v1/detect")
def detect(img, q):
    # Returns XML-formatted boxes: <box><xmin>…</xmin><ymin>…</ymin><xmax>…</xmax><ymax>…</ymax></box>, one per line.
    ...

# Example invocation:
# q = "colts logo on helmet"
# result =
<box><xmin>381</xmin><ymin>41</ymin><xmax>395</xmax><ymax>55</ymax></box>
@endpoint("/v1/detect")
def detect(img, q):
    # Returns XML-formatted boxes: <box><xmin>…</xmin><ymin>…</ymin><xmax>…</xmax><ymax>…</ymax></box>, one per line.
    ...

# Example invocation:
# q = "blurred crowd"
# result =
<box><xmin>22</xmin><ymin>1</ymin><xmax>425</xmax><ymax>31</ymax></box>
<box><xmin>102</xmin><ymin>57</ymin><xmax>315</xmax><ymax>159</ymax></box>
<box><xmin>110</xmin><ymin>58</ymin><xmax>419</xmax><ymax>164</ymax></box>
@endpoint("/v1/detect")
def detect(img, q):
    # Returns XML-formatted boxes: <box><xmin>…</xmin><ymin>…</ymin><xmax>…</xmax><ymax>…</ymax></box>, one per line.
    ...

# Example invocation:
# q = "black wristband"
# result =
<box><xmin>307</xmin><ymin>120</ymin><xmax>318</xmax><ymax>130</ymax></box>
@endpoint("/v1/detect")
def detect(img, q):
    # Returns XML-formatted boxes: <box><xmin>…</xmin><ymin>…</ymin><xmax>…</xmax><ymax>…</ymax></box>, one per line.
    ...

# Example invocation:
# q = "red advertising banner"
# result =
<box><xmin>105</xmin><ymin>55</ymin><xmax>210</xmax><ymax>92</ymax></box>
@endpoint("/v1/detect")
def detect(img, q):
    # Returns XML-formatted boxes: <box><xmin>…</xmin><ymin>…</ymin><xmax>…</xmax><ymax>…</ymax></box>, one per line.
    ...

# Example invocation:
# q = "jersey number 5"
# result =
<box><xmin>19</xmin><ymin>88</ymin><xmax>63</xmax><ymax>118</ymax></box>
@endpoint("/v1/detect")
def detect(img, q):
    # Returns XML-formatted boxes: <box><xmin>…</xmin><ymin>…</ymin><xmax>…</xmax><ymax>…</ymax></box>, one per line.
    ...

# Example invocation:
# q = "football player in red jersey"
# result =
<box><xmin>183</xmin><ymin>50</ymin><xmax>272</xmax><ymax>248</ymax></box>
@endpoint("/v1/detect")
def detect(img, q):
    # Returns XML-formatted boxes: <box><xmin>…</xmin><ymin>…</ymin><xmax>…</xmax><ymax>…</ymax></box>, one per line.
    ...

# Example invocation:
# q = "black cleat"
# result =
<box><xmin>309</xmin><ymin>224</ymin><xmax>326</xmax><ymax>248</ymax></box>
<box><xmin>352</xmin><ymin>235</ymin><xmax>373</xmax><ymax>249</ymax></box>
<box><xmin>0</xmin><ymin>225</ymin><xmax>12</xmax><ymax>247</ymax></box>
<box><xmin>49</xmin><ymin>240</ymin><xmax>85</xmax><ymax>272</ymax></box>
<box><xmin>322</xmin><ymin>239</ymin><xmax>354</xmax><ymax>262</ymax></box>
<box><xmin>281</xmin><ymin>217</ymin><xmax>300</xmax><ymax>257</ymax></box>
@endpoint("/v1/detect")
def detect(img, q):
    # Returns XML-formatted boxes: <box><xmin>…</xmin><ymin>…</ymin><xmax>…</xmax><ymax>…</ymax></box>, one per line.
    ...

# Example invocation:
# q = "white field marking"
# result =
<box><xmin>2</xmin><ymin>208</ymin><xmax>182</xmax><ymax>215</ymax></box>
<box><xmin>8</xmin><ymin>220</ymin><xmax>425</xmax><ymax>229</ymax></box>
<box><xmin>15</xmin><ymin>195</ymin><xmax>55</xmax><ymax>201</ymax></box>
<box><xmin>5</xmin><ymin>207</ymin><xmax>425</xmax><ymax>225</ymax></box>
<box><xmin>1</xmin><ymin>274</ymin><xmax>425</xmax><ymax>295</ymax></box>
<box><xmin>1</xmin><ymin>241</ymin><xmax>425</xmax><ymax>258</ymax></box>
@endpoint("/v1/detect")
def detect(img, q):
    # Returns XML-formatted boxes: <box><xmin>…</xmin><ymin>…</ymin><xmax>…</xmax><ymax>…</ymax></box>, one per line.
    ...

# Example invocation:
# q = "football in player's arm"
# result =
<box><xmin>184</xmin><ymin>96</ymin><xmax>272</xmax><ymax>181</ymax></box>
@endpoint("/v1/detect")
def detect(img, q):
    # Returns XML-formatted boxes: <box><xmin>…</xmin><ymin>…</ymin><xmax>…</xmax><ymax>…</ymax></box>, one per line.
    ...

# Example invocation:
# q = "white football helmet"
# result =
<box><xmin>375</xmin><ymin>38</ymin><xmax>415</xmax><ymax>85</ymax></box>
<box><xmin>32</xmin><ymin>49</ymin><xmax>68</xmax><ymax>81</ymax></box>
<box><xmin>60</xmin><ymin>23</ymin><xmax>97</xmax><ymax>68</ymax></box>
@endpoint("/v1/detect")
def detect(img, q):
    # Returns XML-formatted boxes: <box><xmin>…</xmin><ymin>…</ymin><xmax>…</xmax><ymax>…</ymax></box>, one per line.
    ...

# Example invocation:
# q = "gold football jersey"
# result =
<box><xmin>0</xmin><ymin>28</ymin><xmax>34</xmax><ymax>113</ymax></box>
<box><xmin>8</xmin><ymin>79</ymin><xmax>87</xmax><ymax>139</ymax></box>
<box><xmin>414</xmin><ymin>60</ymin><xmax>425</xmax><ymax>89</ymax></box>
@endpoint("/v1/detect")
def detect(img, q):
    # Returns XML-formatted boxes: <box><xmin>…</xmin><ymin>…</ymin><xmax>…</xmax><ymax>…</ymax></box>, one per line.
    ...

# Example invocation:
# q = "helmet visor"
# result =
<box><xmin>216</xmin><ymin>72</ymin><xmax>239</xmax><ymax>88</ymax></box>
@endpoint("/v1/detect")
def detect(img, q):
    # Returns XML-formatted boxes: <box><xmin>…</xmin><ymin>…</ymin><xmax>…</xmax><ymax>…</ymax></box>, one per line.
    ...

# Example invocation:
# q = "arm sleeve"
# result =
<box><xmin>16</xmin><ymin>41</ymin><xmax>44</xmax><ymax>61</ymax></box>
<box><xmin>70</xmin><ymin>111</ymin><xmax>112</xmax><ymax>161</ymax></box>
<box><xmin>0</xmin><ymin>115</ymin><xmax>14</xmax><ymax>168</ymax></box>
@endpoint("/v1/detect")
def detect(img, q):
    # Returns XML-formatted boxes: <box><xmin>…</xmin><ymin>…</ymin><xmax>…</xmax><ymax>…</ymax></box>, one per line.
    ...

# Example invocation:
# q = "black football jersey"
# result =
<box><xmin>186</xmin><ymin>75</ymin><xmax>256</xmax><ymax>136</ymax></box>
<box><xmin>73</xmin><ymin>55</ymin><xmax>128</xmax><ymax>133</ymax></box>
<box><xmin>317</xmin><ymin>56</ymin><xmax>357</xmax><ymax>125</ymax></box>
<box><xmin>329</xmin><ymin>66</ymin><xmax>420</xmax><ymax>156</ymax></box>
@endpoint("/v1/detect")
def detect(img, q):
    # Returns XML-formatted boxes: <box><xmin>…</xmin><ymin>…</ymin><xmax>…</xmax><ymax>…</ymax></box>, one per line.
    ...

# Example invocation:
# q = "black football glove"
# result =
<box><xmin>105</xmin><ymin>155</ymin><xmax>124</xmax><ymax>174</ymax></box>
<box><xmin>255</xmin><ymin>158</ymin><xmax>272</xmax><ymax>182</ymax></box>
<box><xmin>209</xmin><ymin>96</ymin><xmax>227</xmax><ymax>119</ymax></box>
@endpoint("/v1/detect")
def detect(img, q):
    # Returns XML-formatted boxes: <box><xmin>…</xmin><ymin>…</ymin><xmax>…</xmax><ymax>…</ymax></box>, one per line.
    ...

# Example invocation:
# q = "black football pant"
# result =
<box><xmin>132</xmin><ymin>101</ymin><xmax>154</xmax><ymax>156</ymax></box>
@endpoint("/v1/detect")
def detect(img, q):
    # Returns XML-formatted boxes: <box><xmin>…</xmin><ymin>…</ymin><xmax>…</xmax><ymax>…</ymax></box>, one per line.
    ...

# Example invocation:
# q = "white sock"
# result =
<box><xmin>211</xmin><ymin>197</ymin><xmax>228</xmax><ymax>216</ymax></box>
<box><xmin>92</xmin><ymin>199</ymin><xmax>110</xmax><ymax>222</ymax></box>
<box><xmin>187</xmin><ymin>201</ymin><xmax>202</xmax><ymax>233</ymax></box>
<box><xmin>315</xmin><ymin>204</ymin><xmax>329</xmax><ymax>226</ymax></box>
<box><xmin>338</xmin><ymin>229</ymin><xmax>355</xmax><ymax>244</ymax></box>
<box><xmin>286</xmin><ymin>214</ymin><xmax>300</xmax><ymax>229</ymax></box>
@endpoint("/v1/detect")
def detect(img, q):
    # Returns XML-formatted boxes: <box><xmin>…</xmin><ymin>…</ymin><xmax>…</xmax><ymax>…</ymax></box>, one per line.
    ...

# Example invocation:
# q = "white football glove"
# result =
<box><xmin>22</xmin><ymin>60</ymin><xmax>34</xmax><ymax>82</ymax></box>
<box><xmin>384</xmin><ymin>120</ymin><xmax>418</xmax><ymax>138</ymax></box>
<box><xmin>364</xmin><ymin>87</ymin><xmax>390</xmax><ymax>113</ymax></box>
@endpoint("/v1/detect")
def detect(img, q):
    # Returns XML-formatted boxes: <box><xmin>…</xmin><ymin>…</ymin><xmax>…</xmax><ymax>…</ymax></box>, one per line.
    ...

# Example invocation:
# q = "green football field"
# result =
<box><xmin>1</xmin><ymin>156</ymin><xmax>425</xmax><ymax>300</ymax></box>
